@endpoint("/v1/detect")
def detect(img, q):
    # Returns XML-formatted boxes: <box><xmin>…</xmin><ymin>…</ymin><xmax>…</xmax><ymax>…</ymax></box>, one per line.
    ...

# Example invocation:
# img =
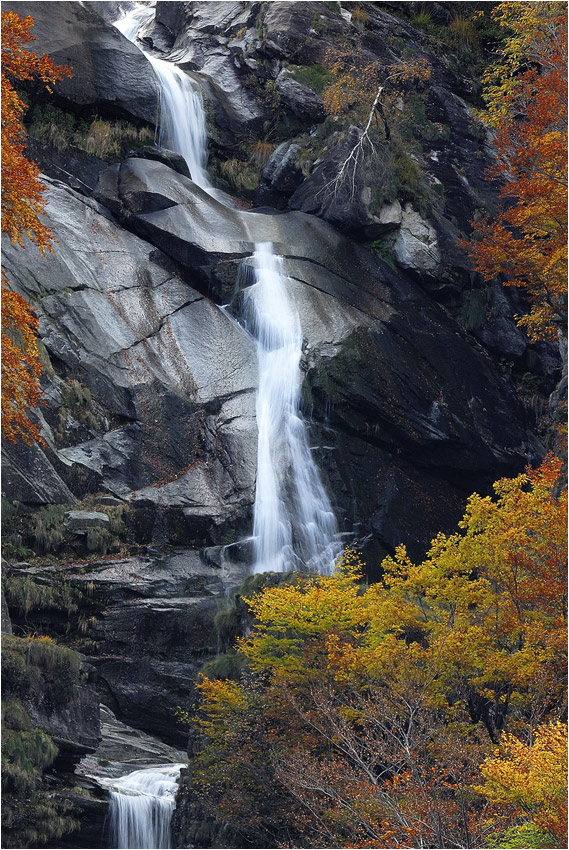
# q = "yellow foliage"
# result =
<box><xmin>237</xmin><ymin>457</ymin><xmax>566</xmax><ymax>721</ymax></box>
<box><xmin>195</xmin><ymin>458</ymin><xmax>567</xmax><ymax>847</ymax></box>
<box><xmin>476</xmin><ymin>721</ymin><xmax>568</xmax><ymax>845</ymax></box>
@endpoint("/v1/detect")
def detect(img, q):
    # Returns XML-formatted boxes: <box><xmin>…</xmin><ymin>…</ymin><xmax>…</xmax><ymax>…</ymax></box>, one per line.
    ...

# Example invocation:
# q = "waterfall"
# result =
<box><xmin>113</xmin><ymin>5</ymin><xmax>210</xmax><ymax>190</ymax></box>
<box><xmin>115</xmin><ymin>7</ymin><xmax>340</xmax><ymax>574</ymax></box>
<box><xmin>245</xmin><ymin>243</ymin><xmax>339</xmax><ymax>574</ymax></box>
<box><xmin>102</xmin><ymin>764</ymin><xmax>185</xmax><ymax>849</ymax></box>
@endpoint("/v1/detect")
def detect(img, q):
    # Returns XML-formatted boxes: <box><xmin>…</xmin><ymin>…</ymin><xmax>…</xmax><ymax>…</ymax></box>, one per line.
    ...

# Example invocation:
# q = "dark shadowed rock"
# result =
<box><xmin>4</xmin><ymin>1</ymin><xmax>158</xmax><ymax>124</ymax></box>
<box><xmin>275</xmin><ymin>73</ymin><xmax>326</xmax><ymax>122</ymax></box>
<box><xmin>1</xmin><ymin>582</ymin><xmax>13</xmax><ymax>636</ymax></box>
<box><xmin>27</xmin><ymin>683</ymin><xmax>101</xmax><ymax>768</ymax></box>
<box><xmin>2</xmin><ymin>439</ymin><xmax>77</xmax><ymax>506</ymax></box>
<box><xmin>471</xmin><ymin>280</ymin><xmax>529</xmax><ymax>360</ymax></box>
<box><xmin>262</xmin><ymin>1</ymin><xmax>349</xmax><ymax>63</ymax></box>
<box><xmin>255</xmin><ymin>141</ymin><xmax>304</xmax><ymax>207</ymax></box>
<box><xmin>26</xmin><ymin>138</ymin><xmax>108</xmax><ymax>197</ymax></box>
<box><xmin>127</xmin><ymin>145</ymin><xmax>191</xmax><ymax>179</ymax></box>
<box><xmin>289</xmin><ymin>129</ymin><xmax>370</xmax><ymax>232</ymax></box>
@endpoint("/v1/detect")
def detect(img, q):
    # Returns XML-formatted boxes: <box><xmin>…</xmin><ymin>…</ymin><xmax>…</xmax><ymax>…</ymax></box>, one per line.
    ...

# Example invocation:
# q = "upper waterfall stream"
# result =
<box><xmin>114</xmin><ymin>4</ymin><xmax>210</xmax><ymax>190</ymax></box>
<box><xmin>113</xmin><ymin>1</ymin><xmax>340</xmax><ymax>578</ymax></box>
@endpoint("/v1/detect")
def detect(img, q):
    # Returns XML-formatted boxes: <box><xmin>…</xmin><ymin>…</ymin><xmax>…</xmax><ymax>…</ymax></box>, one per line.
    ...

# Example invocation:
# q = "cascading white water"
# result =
<box><xmin>115</xmin><ymin>8</ymin><xmax>340</xmax><ymax>575</ymax></box>
<box><xmin>113</xmin><ymin>5</ymin><xmax>210</xmax><ymax>190</ymax></box>
<box><xmin>102</xmin><ymin>764</ymin><xmax>185</xmax><ymax>849</ymax></box>
<box><xmin>245</xmin><ymin>243</ymin><xmax>339</xmax><ymax>575</ymax></box>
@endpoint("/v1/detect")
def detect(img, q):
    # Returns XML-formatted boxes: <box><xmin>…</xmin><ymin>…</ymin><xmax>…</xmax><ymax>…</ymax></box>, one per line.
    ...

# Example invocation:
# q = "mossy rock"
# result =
<box><xmin>1</xmin><ymin>635</ymin><xmax>82</xmax><ymax>708</ymax></box>
<box><xmin>201</xmin><ymin>649</ymin><xmax>249</xmax><ymax>681</ymax></box>
<box><xmin>1</xmin><ymin>635</ymin><xmax>83</xmax><ymax>847</ymax></box>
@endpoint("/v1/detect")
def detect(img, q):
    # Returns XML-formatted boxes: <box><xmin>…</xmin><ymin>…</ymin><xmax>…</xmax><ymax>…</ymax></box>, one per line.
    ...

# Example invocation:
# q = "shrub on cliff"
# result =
<box><xmin>463</xmin><ymin>1</ymin><xmax>567</xmax><ymax>342</ymax></box>
<box><xmin>1</xmin><ymin>11</ymin><xmax>71</xmax><ymax>445</ymax></box>
<box><xmin>1</xmin><ymin>635</ymin><xmax>83</xmax><ymax>847</ymax></box>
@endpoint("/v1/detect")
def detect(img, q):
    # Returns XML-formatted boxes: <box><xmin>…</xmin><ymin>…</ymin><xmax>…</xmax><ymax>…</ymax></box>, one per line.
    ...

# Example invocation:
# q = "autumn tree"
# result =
<box><xmin>463</xmin><ymin>2</ymin><xmax>568</xmax><ymax>341</ymax></box>
<box><xmin>476</xmin><ymin>721</ymin><xmax>568</xmax><ymax>848</ymax></box>
<box><xmin>193</xmin><ymin>457</ymin><xmax>567</xmax><ymax>848</ymax></box>
<box><xmin>1</xmin><ymin>11</ymin><xmax>70</xmax><ymax>444</ymax></box>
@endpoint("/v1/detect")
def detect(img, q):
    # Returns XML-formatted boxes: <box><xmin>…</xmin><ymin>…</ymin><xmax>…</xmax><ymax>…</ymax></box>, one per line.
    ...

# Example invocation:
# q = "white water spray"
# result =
<box><xmin>245</xmin><ymin>243</ymin><xmax>339</xmax><ymax>574</ymax></box>
<box><xmin>114</xmin><ymin>5</ymin><xmax>210</xmax><ymax>190</ymax></box>
<box><xmin>101</xmin><ymin>764</ymin><xmax>185</xmax><ymax>849</ymax></box>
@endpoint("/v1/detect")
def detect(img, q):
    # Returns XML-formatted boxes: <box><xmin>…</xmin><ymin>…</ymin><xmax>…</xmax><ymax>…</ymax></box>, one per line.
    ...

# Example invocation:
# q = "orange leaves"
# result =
<box><xmin>322</xmin><ymin>42</ymin><xmax>430</xmax><ymax>120</ymax></box>
<box><xmin>1</xmin><ymin>277</ymin><xmax>43</xmax><ymax>445</ymax></box>
<box><xmin>463</xmin><ymin>2</ymin><xmax>567</xmax><ymax>341</ymax></box>
<box><xmin>1</xmin><ymin>11</ymin><xmax>71</xmax><ymax>252</ymax></box>
<box><xmin>322</xmin><ymin>44</ymin><xmax>380</xmax><ymax>117</ymax></box>
<box><xmin>1</xmin><ymin>12</ymin><xmax>68</xmax><ymax>86</ymax></box>
<box><xmin>1</xmin><ymin>11</ymin><xmax>71</xmax><ymax>444</ymax></box>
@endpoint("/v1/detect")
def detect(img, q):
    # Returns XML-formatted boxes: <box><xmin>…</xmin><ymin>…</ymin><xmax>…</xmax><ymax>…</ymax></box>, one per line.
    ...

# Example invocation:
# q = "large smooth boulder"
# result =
<box><xmin>82</xmin><ymin>705</ymin><xmax>186</xmax><ymax>770</ymax></box>
<box><xmin>3</xmin><ymin>177</ymin><xmax>258</xmax><ymax>533</ymax></box>
<box><xmin>393</xmin><ymin>204</ymin><xmax>441</xmax><ymax>275</ymax></box>
<box><xmin>275</xmin><ymin>73</ymin><xmax>326</xmax><ymax>122</ymax></box>
<box><xmin>5</xmin><ymin>2</ymin><xmax>158</xmax><ymax>124</ymax></box>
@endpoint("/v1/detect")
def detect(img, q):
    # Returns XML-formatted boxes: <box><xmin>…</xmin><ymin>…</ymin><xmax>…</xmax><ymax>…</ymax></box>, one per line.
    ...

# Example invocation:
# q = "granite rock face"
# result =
<box><xmin>3</xmin><ymin>177</ymin><xmax>259</xmax><ymax>540</ymax></box>
<box><xmin>5</xmin><ymin>1</ymin><xmax>159</xmax><ymax>124</ymax></box>
<box><xmin>4</xmin><ymin>153</ymin><xmax>541</xmax><ymax>560</ymax></box>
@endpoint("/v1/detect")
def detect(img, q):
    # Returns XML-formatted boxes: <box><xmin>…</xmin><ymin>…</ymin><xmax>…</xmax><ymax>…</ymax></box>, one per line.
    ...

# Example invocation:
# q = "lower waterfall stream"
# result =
<box><xmin>100</xmin><ymin>764</ymin><xmax>185</xmax><ymax>849</ymax></box>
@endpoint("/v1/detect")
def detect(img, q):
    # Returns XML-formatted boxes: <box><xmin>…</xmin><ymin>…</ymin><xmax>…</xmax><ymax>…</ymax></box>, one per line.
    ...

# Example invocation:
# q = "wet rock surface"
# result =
<box><xmin>80</xmin><ymin>705</ymin><xmax>187</xmax><ymax>776</ymax></box>
<box><xmin>6</xmin><ymin>552</ymin><xmax>248</xmax><ymax>744</ymax></box>
<box><xmin>3</xmin><ymin>177</ymin><xmax>259</xmax><ymax>532</ymax></box>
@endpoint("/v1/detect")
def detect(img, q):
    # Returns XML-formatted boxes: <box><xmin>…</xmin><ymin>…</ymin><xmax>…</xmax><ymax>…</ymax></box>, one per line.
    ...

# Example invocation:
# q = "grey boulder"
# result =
<box><xmin>4</xmin><ymin>1</ymin><xmax>158</xmax><ymax>124</ymax></box>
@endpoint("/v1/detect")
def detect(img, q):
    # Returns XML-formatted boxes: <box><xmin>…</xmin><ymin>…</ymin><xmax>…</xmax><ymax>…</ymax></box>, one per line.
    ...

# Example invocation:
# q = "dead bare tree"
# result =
<box><xmin>319</xmin><ymin>59</ymin><xmax>431</xmax><ymax>206</ymax></box>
